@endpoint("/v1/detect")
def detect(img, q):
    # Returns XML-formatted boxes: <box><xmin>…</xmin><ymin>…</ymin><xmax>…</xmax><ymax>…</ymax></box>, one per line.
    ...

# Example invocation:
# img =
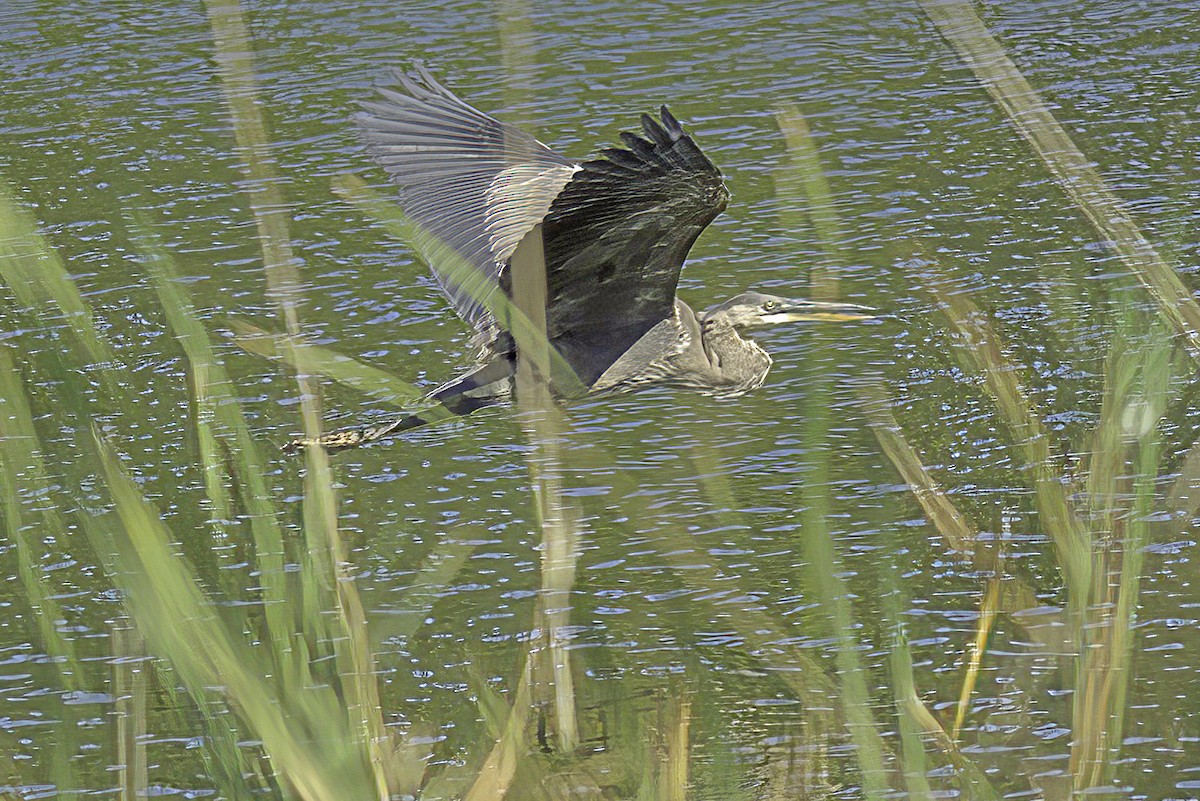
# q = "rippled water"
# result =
<box><xmin>1</xmin><ymin>0</ymin><xmax>1199</xmax><ymax>797</ymax></box>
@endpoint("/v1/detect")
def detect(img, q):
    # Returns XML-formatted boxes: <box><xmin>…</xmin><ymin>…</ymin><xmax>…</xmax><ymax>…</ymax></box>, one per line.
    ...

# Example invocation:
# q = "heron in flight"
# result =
<box><xmin>290</xmin><ymin>65</ymin><xmax>871</xmax><ymax>452</ymax></box>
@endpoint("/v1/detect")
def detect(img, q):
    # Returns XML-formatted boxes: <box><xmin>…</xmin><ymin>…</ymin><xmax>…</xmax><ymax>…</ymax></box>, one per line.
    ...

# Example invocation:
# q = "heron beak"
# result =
<box><xmin>764</xmin><ymin>300</ymin><xmax>877</xmax><ymax>324</ymax></box>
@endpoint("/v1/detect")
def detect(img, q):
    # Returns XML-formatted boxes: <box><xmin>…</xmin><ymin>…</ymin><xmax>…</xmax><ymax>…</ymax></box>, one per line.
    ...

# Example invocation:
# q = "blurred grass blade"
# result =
<box><xmin>295</xmin><ymin>416</ymin><xmax>394</xmax><ymax>797</ymax></box>
<box><xmin>203</xmin><ymin>0</ymin><xmax>331</xmax><ymax>462</ymax></box>
<box><xmin>920</xmin><ymin>0</ymin><xmax>1200</xmax><ymax>362</ymax></box>
<box><xmin>111</xmin><ymin>627</ymin><xmax>148</xmax><ymax>800</ymax></box>
<box><xmin>201</xmin><ymin>2</ymin><xmax>396</xmax><ymax>790</ymax></box>
<box><xmin>1100</xmin><ymin>397</ymin><xmax>1160</xmax><ymax>778</ymax></box>
<box><xmin>0</xmin><ymin>343</ymin><xmax>83</xmax><ymax>690</ymax></box>
<box><xmin>332</xmin><ymin>163</ymin><xmax>587</xmax><ymax>751</ymax></box>
<box><xmin>927</xmin><ymin>276</ymin><xmax>1091</xmax><ymax>619</ymax></box>
<box><xmin>889</xmin><ymin>624</ymin><xmax>999</xmax><ymax>800</ymax></box>
<box><xmin>182</xmin><ymin>690</ymin><xmax>264</xmax><ymax>800</ymax></box>
<box><xmin>463</xmin><ymin>654</ymin><xmax>533</xmax><ymax>801</ymax></box>
<box><xmin>1084</xmin><ymin>330</ymin><xmax>1137</xmax><ymax>542</ymax></box>
<box><xmin>1071</xmin><ymin>318</ymin><xmax>1170</xmax><ymax>789</ymax></box>
<box><xmin>887</xmin><ymin>623</ymin><xmax>933</xmax><ymax>801</ymax></box>
<box><xmin>368</xmin><ymin>541</ymin><xmax>475</xmax><ymax>647</ymax></box>
<box><xmin>0</xmin><ymin>182</ymin><xmax>114</xmax><ymax>368</ymax></box>
<box><xmin>0</xmin><ymin>177</ymin><xmax>126</xmax><ymax>439</ymax></box>
<box><xmin>498</xmin><ymin>0</ymin><xmax>539</xmax><ymax>131</ymax></box>
<box><xmin>774</xmin><ymin>104</ymin><xmax>889</xmax><ymax>798</ymax></box>
<box><xmin>510</xmin><ymin>225</ymin><xmax>581</xmax><ymax>751</ymax></box>
<box><xmin>143</xmin><ymin>221</ymin><xmax>420</xmax><ymax>796</ymax></box>
<box><xmin>90</xmin><ymin>432</ymin><xmax>381</xmax><ymax>801</ymax></box>
<box><xmin>134</xmin><ymin>218</ymin><xmax>296</xmax><ymax>675</ymax></box>
<box><xmin>141</xmin><ymin>227</ymin><xmax>234</xmax><ymax>529</ymax></box>
<box><xmin>663</xmin><ymin>688</ymin><xmax>691</xmax><ymax>801</ymax></box>
<box><xmin>203</xmin><ymin>0</ymin><xmax>304</xmax><ymax>312</ymax></box>
<box><xmin>685</xmin><ymin>440</ymin><xmax>741</xmax><ymax>514</ymax></box>
<box><xmin>859</xmin><ymin>379</ymin><xmax>975</xmax><ymax>554</ymax></box>
<box><xmin>775</xmin><ymin>104</ymin><xmax>840</xmax><ymax>302</ymax></box>
<box><xmin>230</xmin><ymin>319</ymin><xmax>435</xmax><ymax>410</ymax></box>
<box><xmin>884</xmin><ymin>572</ymin><xmax>999</xmax><ymax>798</ymax></box>
<box><xmin>0</xmin><ymin>341</ymin><xmax>84</xmax><ymax>795</ymax></box>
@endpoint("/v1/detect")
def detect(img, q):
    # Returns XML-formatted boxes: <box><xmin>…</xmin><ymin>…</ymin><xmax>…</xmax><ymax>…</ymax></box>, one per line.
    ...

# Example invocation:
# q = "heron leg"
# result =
<box><xmin>283</xmin><ymin>355</ymin><xmax>515</xmax><ymax>454</ymax></box>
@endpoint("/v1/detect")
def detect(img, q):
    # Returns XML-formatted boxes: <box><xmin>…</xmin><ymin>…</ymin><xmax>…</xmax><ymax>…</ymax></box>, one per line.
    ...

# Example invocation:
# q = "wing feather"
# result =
<box><xmin>539</xmin><ymin>106</ymin><xmax>729</xmax><ymax>385</ymax></box>
<box><xmin>355</xmin><ymin>64</ymin><xmax>575</xmax><ymax>332</ymax></box>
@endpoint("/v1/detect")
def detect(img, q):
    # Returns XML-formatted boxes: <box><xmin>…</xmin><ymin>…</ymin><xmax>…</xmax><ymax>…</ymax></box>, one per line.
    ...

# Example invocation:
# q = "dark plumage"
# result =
<box><xmin>288</xmin><ymin>65</ymin><xmax>872</xmax><ymax>453</ymax></box>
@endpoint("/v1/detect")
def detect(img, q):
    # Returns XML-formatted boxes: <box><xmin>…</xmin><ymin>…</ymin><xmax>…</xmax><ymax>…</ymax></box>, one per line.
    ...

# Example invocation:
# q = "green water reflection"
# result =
<box><xmin>1</xmin><ymin>0</ymin><xmax>1199</xmax><ymax>798</ymax></box>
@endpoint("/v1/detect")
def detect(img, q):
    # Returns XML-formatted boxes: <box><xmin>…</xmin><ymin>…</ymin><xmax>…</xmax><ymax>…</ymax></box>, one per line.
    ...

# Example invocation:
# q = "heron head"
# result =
<box><xmin>703</xmin><ymin>291</ymin><xmax>875</xmax><ymax>331</ymax></box>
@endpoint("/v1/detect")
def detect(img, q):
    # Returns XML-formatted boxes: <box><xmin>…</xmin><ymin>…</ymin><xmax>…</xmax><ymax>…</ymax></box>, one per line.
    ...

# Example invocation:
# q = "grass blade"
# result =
<box><xmin>775</xmin><ymin>105</ymin><xmax>841</xmax><ymax>302</ymax></box>
<box><xmin>134</xmin><ymin>218</ymin><xmax>297</xmax><ymax>681</ymax></box>
<box><xmin>462</xmin><ymin>654</ymin><xmax>534</xmax><ymax>801</ymax></box>
<box><xmin>0</xmin><ymin>343</ymin><xmax>83</xmax><ymax>690</ymax></box>
<box><xmin>509</xmin><ymin>224</ymin><xmax>582</xmax><ymax>752</ymax></box>
<box><xmin>859</xmin><ymin>379</ymin><xmax>975</xmax><ymax>554</ymax></box>
<box><xmin>886</xmin><ymin>623</ymin><xmax>933</xmax><ymax>801</ymax></box>
<box><xmin>889</xmin><ymin>621</ymin><xmax>999</xmax><ymax>800</ymax></box>
<box><xmin>90</xmin><ymin>433</ymin><xmax>380</xmax><ymax>801</ymax></box>
<box><xmin>926</xmin><ymin>276</ymin><xmax>1091</xmax><ymax>621</ymax></box>
<box><xmin>775</xmin><ymin>103</ymin><xmax>889</xmax><ymax>798</ymax></box>
<box><xmin>1071</xmin><ymin>318</ymin><xmax>1171</xmax><ymax>789</ymax></box>
<box><xmin>111</xmin><ymin>627</ymin><xmax>148</xmax><ymax>800</ymax></box>
<box><xmin>0</xmin><ymin>182</ymin><xmax>114</xmax><ymax>367</ymax></box>
<box><xmin>952</xmin><ymin>564</ymin><xmax>1002</xmax><ymax>738</ymax></box>
<box><xmin>230</xmin><ymin>319</ymin><xmax>434</xmax><ymax>409</ymax></box>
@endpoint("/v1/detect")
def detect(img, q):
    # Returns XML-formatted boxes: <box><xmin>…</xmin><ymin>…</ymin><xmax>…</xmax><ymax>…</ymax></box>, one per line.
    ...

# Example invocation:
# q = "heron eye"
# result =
<box><xmin>763</xmin><ymin>300</ymin><xmax>776</xmax><ymax>311</ymax></box>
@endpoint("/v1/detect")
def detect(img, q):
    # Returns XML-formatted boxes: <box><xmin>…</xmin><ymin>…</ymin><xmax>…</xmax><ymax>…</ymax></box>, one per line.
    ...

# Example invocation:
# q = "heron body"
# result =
<box><xmin>591</xmin><ymin>297</ymin><xmax>771</xmax><ymax>397</ymax></box>
<box><xmin>292</xmin><ymin>66</ymin><xmax>871</xmax><ymax>452</ymax></box>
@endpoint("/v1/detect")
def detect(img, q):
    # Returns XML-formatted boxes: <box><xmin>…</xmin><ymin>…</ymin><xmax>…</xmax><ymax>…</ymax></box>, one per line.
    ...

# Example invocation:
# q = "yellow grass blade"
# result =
<box><xmin>952</xmin><ymin>566</ymin><xmax>1002</xmax><ymax>737</ymax></box>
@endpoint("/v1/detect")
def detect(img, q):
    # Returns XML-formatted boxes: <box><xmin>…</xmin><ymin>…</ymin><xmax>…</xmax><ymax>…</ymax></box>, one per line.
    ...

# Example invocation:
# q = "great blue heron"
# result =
<box><xmin>288</xmin><ymin>65</ymin><xmax>872</xmax><ymax>453</ymax></box>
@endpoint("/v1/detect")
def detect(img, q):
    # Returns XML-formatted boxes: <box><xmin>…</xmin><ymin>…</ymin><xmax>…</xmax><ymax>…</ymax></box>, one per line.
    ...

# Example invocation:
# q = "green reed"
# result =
<box><xmin>775</xmin><ymin>103</ymin><xmax>889</xmax><ymax>798</ymax></box>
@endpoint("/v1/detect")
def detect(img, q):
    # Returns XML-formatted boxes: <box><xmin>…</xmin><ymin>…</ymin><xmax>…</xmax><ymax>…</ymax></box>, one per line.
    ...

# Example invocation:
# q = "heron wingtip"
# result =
<box><xmin>659</xmin><ymin>105</ymin><xmax>683</xmax><ymax>137</ymax></box>
<box><xmin>640</xmin><ymin>111</ymin><xmax>674</xmax><ymax>147</ymax></box>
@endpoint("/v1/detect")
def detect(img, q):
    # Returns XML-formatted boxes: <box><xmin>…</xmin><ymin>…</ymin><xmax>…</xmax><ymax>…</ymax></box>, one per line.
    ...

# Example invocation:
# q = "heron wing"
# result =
<box><xmin>356</xmin><ymin>64</ymin><xmax>576</xmax><ymax>332</ymax></box>
<box><xmin>589</xmin><ymin>301</ymin><xmax>693</xmax><ymax>393</ymax></box>
<box><xmin>538</xmin><ymin>107</ymin><xmax>729</xmax><ymax>386</ymax></box>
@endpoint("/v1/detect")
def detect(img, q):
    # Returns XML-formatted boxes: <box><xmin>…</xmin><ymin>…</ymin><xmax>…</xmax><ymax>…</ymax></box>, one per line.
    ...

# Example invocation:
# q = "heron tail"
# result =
<box><xmin>282</xmin><ymin>356</ymin><xmax>514</xmax><ymax>454</ymax></box>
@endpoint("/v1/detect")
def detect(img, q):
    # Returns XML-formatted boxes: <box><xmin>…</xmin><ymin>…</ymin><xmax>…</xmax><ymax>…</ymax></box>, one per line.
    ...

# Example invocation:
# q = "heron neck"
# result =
<box><xmin>698</xmin><ymin>316</ymin><xmax>773</xmax><ymax>395</ymax></box>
